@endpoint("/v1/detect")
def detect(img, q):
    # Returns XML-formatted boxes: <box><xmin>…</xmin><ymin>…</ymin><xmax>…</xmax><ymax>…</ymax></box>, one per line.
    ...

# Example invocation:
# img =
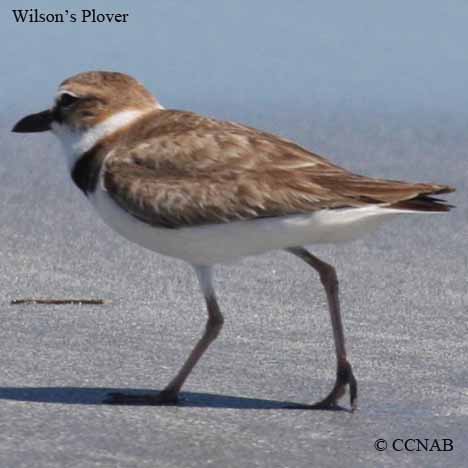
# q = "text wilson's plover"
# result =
<box><xmin>12</xmin><ymin>71</ymin><xmax>454</xmax><ymax>410</ymax></box>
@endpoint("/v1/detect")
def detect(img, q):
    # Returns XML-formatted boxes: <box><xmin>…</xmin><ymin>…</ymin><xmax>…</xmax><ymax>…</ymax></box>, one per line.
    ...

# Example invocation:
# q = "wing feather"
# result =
<box><xmin>102</xmin><ymin>110</ymin><xmax>454</xmax><ymax>228</ymax></box>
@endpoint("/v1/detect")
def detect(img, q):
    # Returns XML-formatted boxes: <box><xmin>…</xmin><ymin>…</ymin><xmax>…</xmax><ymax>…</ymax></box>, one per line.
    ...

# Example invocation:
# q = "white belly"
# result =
<box><xmin>90</xmin><ymin>186</ymin><xmax>406</xmax><ymax>265</ymax></box>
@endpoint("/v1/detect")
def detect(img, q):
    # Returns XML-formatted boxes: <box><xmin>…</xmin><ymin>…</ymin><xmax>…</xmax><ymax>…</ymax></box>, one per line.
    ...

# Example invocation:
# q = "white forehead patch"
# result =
<box><xmin>55</xmin><ymin>89</ymin><xmax>79</xmax><ymax>104</ymax></box>
<box><xmin>56</xmin><ymin>89</ymin><xmax>79</xmax><ymax>97</ymax></box>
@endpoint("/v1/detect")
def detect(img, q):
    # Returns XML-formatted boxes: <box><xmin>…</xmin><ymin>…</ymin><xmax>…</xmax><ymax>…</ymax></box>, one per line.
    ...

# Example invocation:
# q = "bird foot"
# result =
<box><xmin>103</xmin><ymin>389</ymin><xmax>179</xmax><ymax>406</ymax></box>
<box><xmin>287</xmin><ymin>360</ymin><xmax>357</xmax><ymax>411</ymax></box>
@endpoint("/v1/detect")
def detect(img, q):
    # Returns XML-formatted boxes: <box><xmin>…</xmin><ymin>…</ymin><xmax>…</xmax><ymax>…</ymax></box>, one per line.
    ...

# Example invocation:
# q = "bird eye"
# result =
<box><xmin>58</xmin><ymin>93</ymin><xmax>79</xmax><ymax>107</ymax></box>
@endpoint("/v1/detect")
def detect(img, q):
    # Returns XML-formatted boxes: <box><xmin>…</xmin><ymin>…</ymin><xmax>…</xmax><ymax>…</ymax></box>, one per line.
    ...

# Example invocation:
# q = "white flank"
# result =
<box><xmin>90</xmin><ymin>186</ymin><xmax>426</xmax><ymax>266</ymax></box>
<box><xmin>51</xmin><ymin>109</ymin><xmax>150</xmax><ymax>169</ymax></box>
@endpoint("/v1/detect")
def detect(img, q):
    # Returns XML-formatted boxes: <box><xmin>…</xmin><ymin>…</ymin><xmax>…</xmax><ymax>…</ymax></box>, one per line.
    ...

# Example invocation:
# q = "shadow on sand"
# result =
<box><xmin>0</xmin><ymin>386</ymin><xmax>348</xmax><ymax>411</ymax></box>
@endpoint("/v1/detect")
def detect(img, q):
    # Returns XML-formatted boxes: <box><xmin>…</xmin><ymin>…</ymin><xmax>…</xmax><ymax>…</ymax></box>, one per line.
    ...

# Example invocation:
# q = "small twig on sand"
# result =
<box><xmin>10</xmin><ymin>299</ymin><xmax>110</xmax><ymax>306</ymax></box>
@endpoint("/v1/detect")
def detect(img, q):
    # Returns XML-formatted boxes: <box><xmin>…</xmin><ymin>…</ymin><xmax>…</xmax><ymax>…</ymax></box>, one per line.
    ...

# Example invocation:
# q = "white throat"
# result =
<box><xmin>51</xmin><ymin>109</ymin><xmax>152</xmax><ymax>169</ymax></box>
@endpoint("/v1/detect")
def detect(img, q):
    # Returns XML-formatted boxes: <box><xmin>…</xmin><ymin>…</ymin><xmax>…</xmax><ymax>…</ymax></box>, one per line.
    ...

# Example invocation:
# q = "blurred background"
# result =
<box><xmin>2</xmin><ymin>0</ymin><xmax>467</xmax><ymax>178</ymax></box>
<box><xmin>1</xmin><ymin>0</ymin><xmax>466</xmax><ymax>303</ymax></box>
<box><xmin>1</xmin><ymin>3</ymin><xmax>467</xmax><ymax>466</ymax></box>
<box><xmin>2</xmin><ymin>0</ymin><xmax>467</xmax><ymax>115</ymax></box>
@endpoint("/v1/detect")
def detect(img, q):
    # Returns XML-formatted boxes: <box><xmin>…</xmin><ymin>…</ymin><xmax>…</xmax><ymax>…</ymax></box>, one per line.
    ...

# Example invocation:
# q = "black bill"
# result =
<box><xmin>12</xmin><ymin>109</ymin><xmax>53</xmax><ymax>133</ymax></box>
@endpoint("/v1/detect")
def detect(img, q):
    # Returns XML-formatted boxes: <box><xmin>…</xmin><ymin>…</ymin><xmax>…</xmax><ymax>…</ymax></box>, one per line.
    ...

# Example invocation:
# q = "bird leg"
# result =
<box><xmin>105</xmin><ymin>266</ymin><xmax>224</xmax><ymax>405</ymax></box>
<box><xmin>286</xmin><ymin>247</ymin><xmax>357</xmax><ymax>411</ymax></box>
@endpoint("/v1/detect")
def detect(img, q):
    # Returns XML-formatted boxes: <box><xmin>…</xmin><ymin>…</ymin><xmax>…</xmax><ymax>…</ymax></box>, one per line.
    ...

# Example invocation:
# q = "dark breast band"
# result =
<box><xmin>71</xmin><ymin>144</ymin><xmax>106</xmax><ymax>196</ymax></box>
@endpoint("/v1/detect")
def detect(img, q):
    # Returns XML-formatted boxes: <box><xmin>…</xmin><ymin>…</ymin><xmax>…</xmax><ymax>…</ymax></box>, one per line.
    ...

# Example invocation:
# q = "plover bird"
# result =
<box><xmin>12</xmin><ymin>71</ymin><xmax>454</xmax><ymax>410</ymax></box>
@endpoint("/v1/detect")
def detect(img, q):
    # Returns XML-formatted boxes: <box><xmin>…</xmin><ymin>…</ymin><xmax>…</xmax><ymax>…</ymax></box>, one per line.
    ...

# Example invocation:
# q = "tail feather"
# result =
<box><xmin>345</xmin><ymin>178</ymin><xmax>456</xmax><ymax>212</ymax></box>
<box><xmin>389</xmin><ymin>192</ymin><xmax>455</xmax><ymax>212</ymax></box>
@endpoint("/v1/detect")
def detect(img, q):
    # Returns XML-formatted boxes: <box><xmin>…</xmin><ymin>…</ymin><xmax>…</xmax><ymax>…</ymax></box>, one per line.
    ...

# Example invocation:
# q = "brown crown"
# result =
<box><xmin>55</xmin><ymin>71</ymin><xmax>158</xmax><ymax>129</ymax></box>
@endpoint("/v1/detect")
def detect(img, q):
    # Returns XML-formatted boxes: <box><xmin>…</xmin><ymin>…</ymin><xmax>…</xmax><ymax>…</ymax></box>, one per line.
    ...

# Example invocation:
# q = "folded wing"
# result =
<box><xmin>102</xmin><ymin>110</ymin><xmax>454</xmax><ymax>228</ymax></box>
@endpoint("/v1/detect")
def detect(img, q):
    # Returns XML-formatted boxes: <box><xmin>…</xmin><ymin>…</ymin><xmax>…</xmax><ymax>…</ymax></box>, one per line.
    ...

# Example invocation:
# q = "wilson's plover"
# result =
<box><xmin>12</xmin><ymin>71</ymin><xmax>454</xmax><ymax>410</ymax></box>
